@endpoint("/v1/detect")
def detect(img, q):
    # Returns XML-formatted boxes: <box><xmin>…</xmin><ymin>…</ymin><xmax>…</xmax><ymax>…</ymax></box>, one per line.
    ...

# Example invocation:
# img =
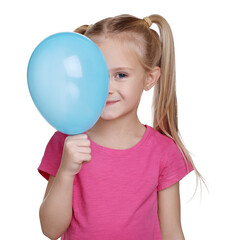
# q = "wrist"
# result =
<box><xmin>56</xmin><ymin>168</ymin><xmax>75</xmax><ymax>183</ymax></box>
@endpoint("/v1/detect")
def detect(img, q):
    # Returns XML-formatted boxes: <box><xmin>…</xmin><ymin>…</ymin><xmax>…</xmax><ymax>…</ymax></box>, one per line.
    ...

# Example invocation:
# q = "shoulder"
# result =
<box><xmin>53</xmin><ymin>130</ymin><xmax>69</xmax><ymax>138</ymax></box>
<box><xmin>146</xmin><ymin>125</ymin><xmax>176</xmax><ymax>151</ymax></box>
<box><xmin>44</xmin><ymin>130</ymin><xmax>70</xmax><ymax>151</ymax></box>
<box><xmin>51</xmin><ymin>130</ymin><xmax>69</xmax><ymax>142</ymax></box>
<box><xmin>144</xmin><ymin>125</ymin><xmax>184</xmax><ymax>166</ymax></box>
<box><xmin>38</xmin><ymin>131</ymin><xmax>70</xmax><ymax>180</ymax></box>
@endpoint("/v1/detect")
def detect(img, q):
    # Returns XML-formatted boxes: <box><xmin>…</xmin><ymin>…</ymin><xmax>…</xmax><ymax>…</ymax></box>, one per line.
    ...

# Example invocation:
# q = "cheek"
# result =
<box><xmin>123</xmin><ymin>84</ymin><xmax>142</xmax><ymax>101</ymax></box>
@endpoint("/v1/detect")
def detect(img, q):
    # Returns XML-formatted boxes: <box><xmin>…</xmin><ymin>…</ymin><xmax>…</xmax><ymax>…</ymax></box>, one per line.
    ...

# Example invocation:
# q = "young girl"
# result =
<box><xmin>38</xmin><ymin>14</ymin><xmax>204</xmax><ymax>240</ymax></box>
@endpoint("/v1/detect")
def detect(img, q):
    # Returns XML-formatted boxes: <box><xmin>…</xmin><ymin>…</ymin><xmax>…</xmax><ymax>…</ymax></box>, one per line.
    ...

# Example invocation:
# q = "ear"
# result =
<box><xmin>144</xmin><ymin>66</ymin><xmax>161</xmax><ymax>91</ymax></box>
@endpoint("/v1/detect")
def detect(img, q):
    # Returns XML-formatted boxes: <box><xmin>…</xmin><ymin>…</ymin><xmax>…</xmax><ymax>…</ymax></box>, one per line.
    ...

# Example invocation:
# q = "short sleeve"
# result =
<box><xmin>157</xmin><ymin>140</ymin><xmax>194</xmax><ymax>191</ymax></box>
<box><xmin>38</xmin><ymin>131</ymin><xmax>68</xmax><ymax>181</ymax></box>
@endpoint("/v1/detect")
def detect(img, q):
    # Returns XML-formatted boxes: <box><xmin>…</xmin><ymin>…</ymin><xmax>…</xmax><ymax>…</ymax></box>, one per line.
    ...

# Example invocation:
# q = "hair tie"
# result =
<box><xmin>143</xmin><ymin>17</ymin><xmax>152</xmax><ymax>27</ymax></box>
<box><xmin>87</xmin><ymin>24</ymin><xmax>93</xmax><ymax>31</ymax></box>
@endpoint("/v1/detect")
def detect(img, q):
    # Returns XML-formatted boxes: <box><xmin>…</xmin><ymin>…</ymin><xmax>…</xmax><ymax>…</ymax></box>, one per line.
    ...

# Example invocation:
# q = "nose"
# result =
<box><xmin>108</xmin><ymin>75</ymin><xmax>115</xmax><ymax>94</ymax></box>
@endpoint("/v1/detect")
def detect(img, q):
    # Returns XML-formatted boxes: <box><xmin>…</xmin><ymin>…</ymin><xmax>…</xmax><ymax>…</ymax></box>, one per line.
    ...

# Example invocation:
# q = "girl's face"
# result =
<box><xmin>96</xmin><ymin>38</ymin><xmax>147</xmax><ymax>121</ymax></box>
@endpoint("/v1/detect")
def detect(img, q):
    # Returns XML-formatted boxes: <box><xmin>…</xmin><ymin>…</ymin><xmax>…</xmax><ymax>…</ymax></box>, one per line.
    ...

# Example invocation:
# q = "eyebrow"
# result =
<box><xmin>109</xmin><ymin>67</ymin><xmax>134</xmax><ymax>71</ymax></box>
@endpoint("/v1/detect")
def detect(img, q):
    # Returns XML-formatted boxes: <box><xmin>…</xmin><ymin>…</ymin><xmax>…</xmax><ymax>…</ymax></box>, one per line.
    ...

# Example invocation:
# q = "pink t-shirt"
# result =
<box><xmin>38</xmin><ymin>124</ymin><xmax>193</xmax><ymax>240</ymax></box>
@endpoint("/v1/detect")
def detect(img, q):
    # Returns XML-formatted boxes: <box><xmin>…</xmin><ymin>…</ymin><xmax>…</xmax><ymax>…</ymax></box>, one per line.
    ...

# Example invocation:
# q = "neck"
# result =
<box><xmin>86</xmin><ymin>112</ymin><xmax>145</xmax><ymax>143</ymax></box>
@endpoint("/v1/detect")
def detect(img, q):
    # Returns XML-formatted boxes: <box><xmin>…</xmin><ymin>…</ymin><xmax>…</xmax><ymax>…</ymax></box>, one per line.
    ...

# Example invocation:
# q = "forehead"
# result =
<box><xmin>96</xmin><ymin>37</ymin><xmax>141</xmax><ymax>69</ymax></box>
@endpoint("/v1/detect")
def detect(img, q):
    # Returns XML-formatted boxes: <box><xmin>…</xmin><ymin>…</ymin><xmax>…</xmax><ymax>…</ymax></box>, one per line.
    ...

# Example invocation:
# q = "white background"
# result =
<box><xmin>0</xmin><ymin>0</ymin><xmax>229</xmax><ymax>239</ymax></box>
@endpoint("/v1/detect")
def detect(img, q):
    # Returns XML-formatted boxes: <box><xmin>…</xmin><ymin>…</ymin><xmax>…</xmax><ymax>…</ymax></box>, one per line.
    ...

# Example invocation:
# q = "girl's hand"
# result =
<box><xmin>58</xmin><ymin>134</ymin><xmax>91</xmax><ymax>178</ymax></box>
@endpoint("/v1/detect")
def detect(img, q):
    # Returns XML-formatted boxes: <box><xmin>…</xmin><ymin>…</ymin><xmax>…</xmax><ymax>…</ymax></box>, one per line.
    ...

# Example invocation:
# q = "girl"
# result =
<box><xmin>38</xmin><ymin>14</ymin><xmax>204</xmax><ymax>240</ymax></box>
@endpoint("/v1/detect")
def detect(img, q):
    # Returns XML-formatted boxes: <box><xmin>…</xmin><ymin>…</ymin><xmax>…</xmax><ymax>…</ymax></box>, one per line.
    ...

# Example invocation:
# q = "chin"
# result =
<box><xmin>100</xmin><ymin>110</ymin><xmax>121</xmax><ymax>120</ymax></box>
<box><xmin>100</xmin><ymin>114</ymin><xmax>116</xmax><ymax>120</ymax></box>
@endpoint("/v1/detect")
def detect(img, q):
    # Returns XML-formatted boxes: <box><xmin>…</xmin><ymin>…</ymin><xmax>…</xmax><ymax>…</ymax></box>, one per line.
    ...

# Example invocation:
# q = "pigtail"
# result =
<box><xmin>73</xmin><ymin>24</ymin><xmax>91</xmax><ymax>35</ymax></box>
<box><xmin>149</xmin><ymin>15</ymin><xmax>207</xmax><ymax>198</ymax></box>
<box><xmin>148</xmin><ymin>15</ymin><xmax>176</xmax><ymax>138</ymax></box>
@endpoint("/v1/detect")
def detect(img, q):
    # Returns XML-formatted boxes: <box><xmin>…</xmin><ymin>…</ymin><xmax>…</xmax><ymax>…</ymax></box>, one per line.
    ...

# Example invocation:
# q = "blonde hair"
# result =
<box><xmin>73</xmin><ymin>14</ymin><xmax>207</xmax><ymax>197</ymax></box>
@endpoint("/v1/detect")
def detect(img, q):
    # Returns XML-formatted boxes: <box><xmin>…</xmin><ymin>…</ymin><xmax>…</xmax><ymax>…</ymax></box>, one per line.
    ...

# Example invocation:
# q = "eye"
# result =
<box><xmin>115</xmin><ymin>72</ymin><xmax>127</xmax><ymax>79</ymax></box>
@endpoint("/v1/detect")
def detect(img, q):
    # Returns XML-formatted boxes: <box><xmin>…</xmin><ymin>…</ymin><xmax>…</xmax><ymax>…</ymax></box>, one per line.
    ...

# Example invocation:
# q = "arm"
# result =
<box><xmin>39</xmin><ymin>171</ymin><xmax>74</xmax><ymax>239</ymax></box>
<box><xmin>157</xmin><ymin>182</ymin><xmax>185</xmax><ymax>240</ymax></box>
<box><xmin>39</xmin><ymin>134</ymin><xmax>91</xmax><ymax>239</ymax></box>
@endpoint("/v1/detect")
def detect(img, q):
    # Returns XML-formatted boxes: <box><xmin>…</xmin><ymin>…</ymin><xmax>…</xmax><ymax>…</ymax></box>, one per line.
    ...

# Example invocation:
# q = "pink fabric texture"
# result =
<box><xmin>38</xmin><ymin>124</ymin><xmax>193</xmax><ymax>240</ymax></box>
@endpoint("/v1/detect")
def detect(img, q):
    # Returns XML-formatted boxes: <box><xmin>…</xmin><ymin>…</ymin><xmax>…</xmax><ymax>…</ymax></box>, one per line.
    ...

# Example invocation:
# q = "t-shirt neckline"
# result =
<box><xmin>86</xmin><ymin>124</ymin><xmax>150</xmax><ymax>156</ymax></box>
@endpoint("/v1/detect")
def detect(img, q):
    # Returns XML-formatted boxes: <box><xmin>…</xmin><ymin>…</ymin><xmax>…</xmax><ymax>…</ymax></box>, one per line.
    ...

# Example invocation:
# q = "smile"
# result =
<box><xmin>106</xmin><ymin>100</ymin><xmax>119</xmax><ymax>106</ymax></box>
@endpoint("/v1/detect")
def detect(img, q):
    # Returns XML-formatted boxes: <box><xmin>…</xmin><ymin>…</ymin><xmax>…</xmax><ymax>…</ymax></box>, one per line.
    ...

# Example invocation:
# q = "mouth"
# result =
<box><xmin>106</xmin><ymin>100</ymin><xmax>119</xmax><ymax>106</ymax></box>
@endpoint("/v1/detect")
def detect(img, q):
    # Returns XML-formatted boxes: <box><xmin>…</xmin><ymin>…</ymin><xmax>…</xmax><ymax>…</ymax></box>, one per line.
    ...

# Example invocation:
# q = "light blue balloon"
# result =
<box><xmin>27</xmin><ymin>32</ymin><xmax>109</xmax><ymax>135</ymax></box>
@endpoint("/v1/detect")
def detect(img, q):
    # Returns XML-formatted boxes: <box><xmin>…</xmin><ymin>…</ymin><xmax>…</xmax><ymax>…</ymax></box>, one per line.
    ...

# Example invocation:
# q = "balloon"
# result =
<box><xmin>27</xmin><ymin>32</ymin><xmax>109</xmax><ymax>135</ymax></box>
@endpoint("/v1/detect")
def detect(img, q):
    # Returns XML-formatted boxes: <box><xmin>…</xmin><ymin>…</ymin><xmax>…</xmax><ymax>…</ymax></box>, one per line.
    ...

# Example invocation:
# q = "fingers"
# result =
<box><xmin>76</xmin><ymin>146</ymin><xmax>91</xmax><ymax>154</ymax></box>
<box><xmin>66</xmin><ymin>134</ymin><xmax>91</xmax><ymax>147</ymax></box>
